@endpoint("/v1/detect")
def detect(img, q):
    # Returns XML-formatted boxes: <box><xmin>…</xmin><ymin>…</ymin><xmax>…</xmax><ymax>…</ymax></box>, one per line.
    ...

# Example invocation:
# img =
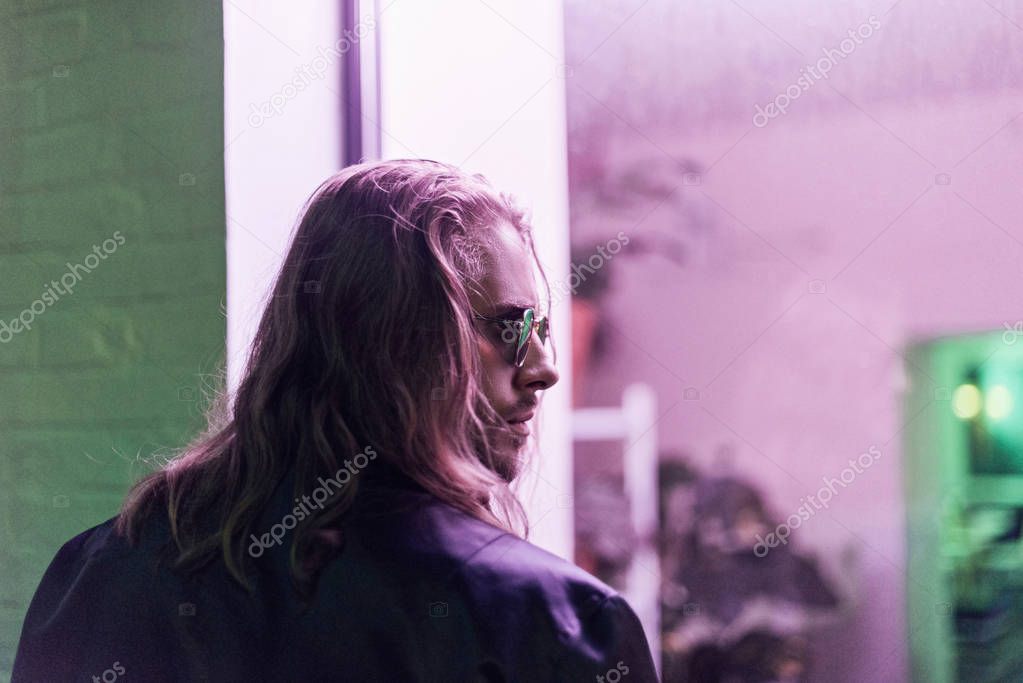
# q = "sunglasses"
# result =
<box><xmin>474</xmin><ymin>307</ymin><xmax>550</xmax><ymax>368</ymax></box>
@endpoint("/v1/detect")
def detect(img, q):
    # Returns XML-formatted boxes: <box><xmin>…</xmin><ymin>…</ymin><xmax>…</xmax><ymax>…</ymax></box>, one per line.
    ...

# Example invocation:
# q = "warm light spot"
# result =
<box><xmin>986</xmin><ymin>385</ymin><xmax>1013</xmax><ymax>420</ymax></box>
<box><xmin>953</xmin><ymin>384</ymin><xmax>982</xmax><ymax>419</ymax></box>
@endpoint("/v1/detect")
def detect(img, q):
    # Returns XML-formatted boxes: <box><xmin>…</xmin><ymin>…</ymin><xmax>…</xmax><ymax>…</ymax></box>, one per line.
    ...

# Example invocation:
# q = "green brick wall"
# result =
<box><xmin>0</xmin><ymin>1</ymin><xmax>226</xmax><ymax>677</ymax></box>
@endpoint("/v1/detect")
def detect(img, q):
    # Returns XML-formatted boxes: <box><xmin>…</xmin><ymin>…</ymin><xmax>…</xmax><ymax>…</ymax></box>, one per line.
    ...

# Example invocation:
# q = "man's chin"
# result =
<box><xmin>490</xmin><ymin>432</ymin><xmax>526</xmax><ymax>483</ymax></box>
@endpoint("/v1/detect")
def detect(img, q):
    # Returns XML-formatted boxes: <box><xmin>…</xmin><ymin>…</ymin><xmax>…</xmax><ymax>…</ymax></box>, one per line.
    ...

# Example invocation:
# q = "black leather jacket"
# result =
<box><xmin>13</xmin><ymin>463</ymin><xmax>659</xmax><ymax>682</ymax></box>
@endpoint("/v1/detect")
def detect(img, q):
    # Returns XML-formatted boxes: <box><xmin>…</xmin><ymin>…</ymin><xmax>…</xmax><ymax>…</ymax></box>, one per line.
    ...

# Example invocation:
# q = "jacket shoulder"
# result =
<box><xmin>12</xmin><ymin>515</ymin><xmax>190</xmax><ymax>681</ymax></box>
<box><xmin>464</xmin><ymin>528</ymin><xmax>616</xmax><ymax>607</ymax></box>
<box><xmin>370</xmin><ymin>491</ymin><xmax>614</xmax><ymax>600</ymax></box>
<box><xmin>377</xmin><ymin>497</ymin><xmax>658</xmax><ymax>680</ymax></box>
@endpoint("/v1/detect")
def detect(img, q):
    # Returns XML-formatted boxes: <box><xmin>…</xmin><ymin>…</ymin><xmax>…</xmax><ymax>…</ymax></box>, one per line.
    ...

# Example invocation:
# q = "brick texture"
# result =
<box><xmin>0</xmin><ymin>1</ymin><xmax>226</xmax><ymax>676</ymax></box>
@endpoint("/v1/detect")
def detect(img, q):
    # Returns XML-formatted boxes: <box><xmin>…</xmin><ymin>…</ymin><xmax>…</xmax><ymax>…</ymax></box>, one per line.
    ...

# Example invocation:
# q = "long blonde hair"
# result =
<box><xmin>116</xmin><ymin>159</ymin><xmax>553</xmax><ymax>593</ymax></box>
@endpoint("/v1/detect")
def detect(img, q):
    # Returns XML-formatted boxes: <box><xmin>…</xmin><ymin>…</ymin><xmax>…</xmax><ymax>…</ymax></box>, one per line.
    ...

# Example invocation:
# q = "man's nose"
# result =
<box><xmin>516</xmin><ymin>331</ymin><xmax>559</xmax><ymax>391</ymax></box>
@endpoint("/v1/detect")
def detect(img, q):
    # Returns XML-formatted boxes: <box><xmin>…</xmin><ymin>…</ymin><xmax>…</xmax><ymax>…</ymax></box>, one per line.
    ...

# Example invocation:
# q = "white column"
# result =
<box><xmin>223</xmin><ymin>0</ymin><xmax>346</xmax><ymax>389</ymax></box>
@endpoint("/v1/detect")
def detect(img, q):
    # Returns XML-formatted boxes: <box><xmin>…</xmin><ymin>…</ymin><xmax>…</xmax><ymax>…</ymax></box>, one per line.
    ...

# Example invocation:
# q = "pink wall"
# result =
<box><xmin>566</xmin><ymin>2</ymin><xmax>1023</xmax><ymax>679</ymax></box>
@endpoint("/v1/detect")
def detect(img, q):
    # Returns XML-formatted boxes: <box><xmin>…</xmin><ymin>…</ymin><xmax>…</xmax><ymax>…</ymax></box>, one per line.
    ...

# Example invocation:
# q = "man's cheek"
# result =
<box><xmin>477</xmin><ymin>351</ymin><xmax>513</xmax><ymax>399</ymax></box>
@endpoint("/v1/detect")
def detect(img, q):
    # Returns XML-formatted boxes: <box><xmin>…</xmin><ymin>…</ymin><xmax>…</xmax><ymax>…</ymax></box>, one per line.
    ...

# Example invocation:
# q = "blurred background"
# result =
<box><xmin>4</xmin><ymin>0</ymin><xmax>1023</xmax><ymax>681</ymax></box>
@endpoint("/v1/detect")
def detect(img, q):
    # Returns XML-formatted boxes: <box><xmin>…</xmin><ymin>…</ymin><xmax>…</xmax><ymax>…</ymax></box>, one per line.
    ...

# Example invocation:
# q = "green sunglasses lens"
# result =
<box><xmin>514</xmin><ymin>308</ymin><xmax>534</xmax><ymax>367</ymax></box>
<box><xmin>513</xmin><ymin>308</ymin><xmax>552</xmax><ymax>367</ymax></box>
<box><xmin>537</xmin><ymin>316</ymin><xmax>549</xmax><ymax>343</ymax></box>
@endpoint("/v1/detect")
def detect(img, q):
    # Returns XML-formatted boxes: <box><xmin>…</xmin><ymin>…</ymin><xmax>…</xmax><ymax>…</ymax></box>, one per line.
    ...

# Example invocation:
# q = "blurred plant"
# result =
<box><xmin>656</xmin><ymin>453</ymin><xmax>843</xmax><ymax>682</ymax></box>
<box><xmin>574</xmin><ymin>474</ymin><xmax>638</xmax><ymax>590</ymax></box>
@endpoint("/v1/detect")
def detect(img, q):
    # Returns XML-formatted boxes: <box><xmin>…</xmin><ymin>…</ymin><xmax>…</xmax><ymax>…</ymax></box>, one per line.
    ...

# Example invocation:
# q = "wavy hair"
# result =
<box><xmin>116</xmin><ymin>159</ymin><xmax>552</xmax><ymax>594</ymax></box>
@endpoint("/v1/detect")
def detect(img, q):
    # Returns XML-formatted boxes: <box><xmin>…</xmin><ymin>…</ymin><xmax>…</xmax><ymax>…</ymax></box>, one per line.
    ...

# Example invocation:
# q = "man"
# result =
<box><xmin>13</xmin><ymin>159</ymin><xmax>659</xmax><ymax>682</ymax></box>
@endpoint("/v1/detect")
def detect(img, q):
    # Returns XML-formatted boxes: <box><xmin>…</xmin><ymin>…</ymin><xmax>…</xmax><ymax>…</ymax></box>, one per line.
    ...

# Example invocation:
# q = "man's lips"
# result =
<box><xmin>508</xmin><ymin>421</ymin><xmax>530</xmax><ymax>437</ymax></box>
<box><xmin>505</xmin><ymin>411</ymin><xmax>534</xmax><ymax>436</ymax></box>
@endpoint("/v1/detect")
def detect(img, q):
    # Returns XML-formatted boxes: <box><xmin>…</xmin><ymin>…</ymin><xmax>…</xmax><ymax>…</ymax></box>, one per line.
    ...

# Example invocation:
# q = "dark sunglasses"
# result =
<box><xmin>473</xmin><ymin>307</ymin><xmax>550</xmax><ymax>368</ymax></box>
